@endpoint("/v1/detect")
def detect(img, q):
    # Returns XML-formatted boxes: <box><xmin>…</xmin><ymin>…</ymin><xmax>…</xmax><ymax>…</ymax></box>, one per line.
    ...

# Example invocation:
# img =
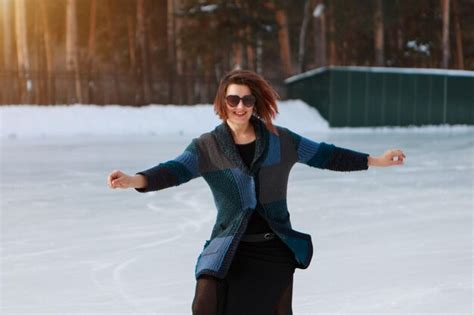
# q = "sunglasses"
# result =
<box><xmin>225</xmin><ymin>95</ymin><xmax>256</xmax><ymax>107</ymax></box>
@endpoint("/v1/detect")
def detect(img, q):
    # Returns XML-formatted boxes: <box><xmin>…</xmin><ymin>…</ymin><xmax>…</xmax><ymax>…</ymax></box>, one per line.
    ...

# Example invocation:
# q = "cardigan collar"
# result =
<box><xmin>213</xmin><ymin>115</ymin><xmax>269</xmax><ymax>175</ymax></box>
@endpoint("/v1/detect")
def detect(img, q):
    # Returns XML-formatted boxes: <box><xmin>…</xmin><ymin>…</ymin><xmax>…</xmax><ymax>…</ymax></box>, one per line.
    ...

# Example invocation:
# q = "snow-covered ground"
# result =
<box><xmin>0</xmin><ymin>100</ymin><xmax>330</xmax><ymax>139</ymax></box>
<box><xmin>1</xmin><ymin>101</ymin><xmax>473</xmax><ymax>314</ymax></box>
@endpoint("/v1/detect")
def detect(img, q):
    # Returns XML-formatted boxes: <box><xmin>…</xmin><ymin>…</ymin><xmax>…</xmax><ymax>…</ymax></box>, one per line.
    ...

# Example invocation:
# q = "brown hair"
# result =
<box><xmin>213</xmin><ymin>69</ymin><xmax>279</xmax><ymax>134</ymax></box>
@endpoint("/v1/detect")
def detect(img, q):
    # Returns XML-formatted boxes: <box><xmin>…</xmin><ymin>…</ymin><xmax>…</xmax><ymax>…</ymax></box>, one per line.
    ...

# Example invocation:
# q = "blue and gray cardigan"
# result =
<box><xmin>135</xmin><ymin>115</ymin><xmax>369</xmax><ymax>280</ymax></box>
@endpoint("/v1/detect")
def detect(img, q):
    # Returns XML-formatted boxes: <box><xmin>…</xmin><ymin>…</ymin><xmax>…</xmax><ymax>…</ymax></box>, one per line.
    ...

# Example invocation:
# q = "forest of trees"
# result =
<box><xmin>0</xmin><ymin>0</ymin><xmax>472</xmax><ymax>105</ymax></box>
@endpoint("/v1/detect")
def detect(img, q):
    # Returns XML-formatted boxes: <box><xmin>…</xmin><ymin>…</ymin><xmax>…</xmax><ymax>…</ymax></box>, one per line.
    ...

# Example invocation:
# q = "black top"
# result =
<box><xmin>235</xmin><ymin>140</ymin><xmax>297</xmax><ymax>267</ymax></box>
<box><xmin>235</xmin><ymin>140</ymin><xmax>274</xmax><ymax>235</ymax></box>
<box><xmin>235</xmin><ymin>140</ymin><xmax>256</xmax><ymax>170</ymax></box>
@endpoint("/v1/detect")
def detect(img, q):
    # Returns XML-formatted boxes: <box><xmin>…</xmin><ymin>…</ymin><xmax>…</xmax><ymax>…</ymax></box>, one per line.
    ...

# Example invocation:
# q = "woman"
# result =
<box><xmin>107</xmin><ymin>70</ymin><xmax>406</xmax><ymax>314</ymax></box>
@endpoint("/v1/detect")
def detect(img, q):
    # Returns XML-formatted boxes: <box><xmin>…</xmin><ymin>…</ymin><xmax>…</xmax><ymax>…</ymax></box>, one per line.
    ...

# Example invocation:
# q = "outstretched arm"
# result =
<box><xmin>107</xmin><ymin>139</ymin><xmax>201</xmax><ymax>191</ymax></box>
<box><xmin>134</xmin><ymin>138</ymin><xmax>201</xmax><ymax>192</ymax></box>
<box><xmin>285</xmin><ymin>128</ymin><xmax>403</xmax><ymax>171</ymax></box>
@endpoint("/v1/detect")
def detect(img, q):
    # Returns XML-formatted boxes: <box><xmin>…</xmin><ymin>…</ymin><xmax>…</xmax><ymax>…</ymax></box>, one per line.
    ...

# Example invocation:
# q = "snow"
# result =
<box><xmin>0</xmin><ymin>100</ymin><xmax>330</xmax><ymax>139</ymax></box>
<box><xmin>200</xmin><ymin>4</ymin><xmax>218</xmax><ymax>13</ymax></box>
<box><xmin>1</xmin><ymin>101</ymin><xmax>473</xmax><ymax>314</ymax></box>
<box><xmin>26</xmin><ymin>80</ymin><xmax>33</xmax><ymax>92</ymax></box>
<box><xmin>313</xmin><ymin>4</ymin><xmax>325</xmax><ymax>18</ymax></box>
<box><xmin>285</xmin><ymin>66</ymin><xmax>474</xmax><ymax>84</ymax></box>
<box><xmin>406</xmin><ymin>40</ymin><xmax>431</xmax><ymax>56</ymax></box>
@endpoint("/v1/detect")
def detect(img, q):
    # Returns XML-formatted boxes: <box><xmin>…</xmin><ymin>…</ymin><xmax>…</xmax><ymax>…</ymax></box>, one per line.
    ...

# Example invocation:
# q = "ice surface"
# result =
<box><xmin>1</xmin><ymin>103</ymin><xmax>472</xmax><ymax>314</ymax></box>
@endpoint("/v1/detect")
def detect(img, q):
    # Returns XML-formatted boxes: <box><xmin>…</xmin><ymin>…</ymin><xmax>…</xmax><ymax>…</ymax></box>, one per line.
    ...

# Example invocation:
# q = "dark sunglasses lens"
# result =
<box><xmin>226</xmin><ymin>95</ymin><xmax>240</xmax><ymax>107</ymax></box>
<box><xmin>242</xmin><ymin>95</ymin><xmax>256</xmax><ymax>107</ymax></box>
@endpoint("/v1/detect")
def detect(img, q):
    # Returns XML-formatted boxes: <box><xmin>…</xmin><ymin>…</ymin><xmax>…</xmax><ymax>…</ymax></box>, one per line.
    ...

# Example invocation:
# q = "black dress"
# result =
<box><xmin>192</xmin><ymin>140</ymin><xmax>297</xmax><ymax>315</ymax></box>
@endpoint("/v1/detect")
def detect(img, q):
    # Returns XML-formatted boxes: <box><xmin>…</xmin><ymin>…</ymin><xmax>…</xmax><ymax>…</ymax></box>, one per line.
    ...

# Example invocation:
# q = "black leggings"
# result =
<box><xmin>192</xmin><ymin>274</ymin><xmax>293</xmax><ymax>315</ymax></box>
<box><xmin>192</xmin><ymin>238</ymin><xmax>296</xmax><ymax>314</ymax></box>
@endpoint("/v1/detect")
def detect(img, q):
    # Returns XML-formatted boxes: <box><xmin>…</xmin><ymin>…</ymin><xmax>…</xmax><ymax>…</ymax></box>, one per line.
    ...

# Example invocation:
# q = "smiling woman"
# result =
<box><xmin>108</xmin><ymin>69</ymin><xmax>405</xmax><ymax>314</ymax></box>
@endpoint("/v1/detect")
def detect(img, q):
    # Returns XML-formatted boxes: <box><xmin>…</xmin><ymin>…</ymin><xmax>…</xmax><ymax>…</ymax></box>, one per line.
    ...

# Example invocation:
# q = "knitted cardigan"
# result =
<box><xmin>135</xmin><ymin>115</ymin><xmax>369</xmax><ymax>280</ymax></box>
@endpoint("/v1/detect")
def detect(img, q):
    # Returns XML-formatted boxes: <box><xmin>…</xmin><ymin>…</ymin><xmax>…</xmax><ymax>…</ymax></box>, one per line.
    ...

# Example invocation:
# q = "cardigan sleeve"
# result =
<box><xmin>284</xmin><ymin>128</ymin><xmax>369</xmax><ymax>172</ymax></box>
<box><xmin>134</xmin><ymin>138</ymin><xmax>201</xmax><ymax>193</ymax></box>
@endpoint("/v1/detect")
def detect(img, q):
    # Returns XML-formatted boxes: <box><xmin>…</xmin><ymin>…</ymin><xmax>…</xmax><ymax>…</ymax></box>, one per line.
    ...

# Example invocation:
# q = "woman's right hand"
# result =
<box><xmin>107</xmin><ymin>170</ymin><xmax>134</xmax><ymax>189</ymax></box>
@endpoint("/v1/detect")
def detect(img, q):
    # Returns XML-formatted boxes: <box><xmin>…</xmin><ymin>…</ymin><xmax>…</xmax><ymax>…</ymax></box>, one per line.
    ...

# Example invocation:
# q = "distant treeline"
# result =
<box><xmin>0</xmin><ymin>0</ymin><xmax>472</xmax><ymax>105</ymax></box>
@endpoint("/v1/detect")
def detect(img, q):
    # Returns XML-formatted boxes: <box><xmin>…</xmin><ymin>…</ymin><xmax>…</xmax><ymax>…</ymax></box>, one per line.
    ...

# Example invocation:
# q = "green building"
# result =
<box><xmin>285</xmin><ymin>66</ymin><xmax>474</xmax><ymax>127</ymax></box>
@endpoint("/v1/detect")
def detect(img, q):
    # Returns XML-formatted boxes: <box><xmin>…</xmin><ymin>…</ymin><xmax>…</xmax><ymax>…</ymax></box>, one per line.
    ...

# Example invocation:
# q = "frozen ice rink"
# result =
<box><xmin>1</xmin><ymin>103</ymin><xmax>473</xmax><ymax>314</ymax></box>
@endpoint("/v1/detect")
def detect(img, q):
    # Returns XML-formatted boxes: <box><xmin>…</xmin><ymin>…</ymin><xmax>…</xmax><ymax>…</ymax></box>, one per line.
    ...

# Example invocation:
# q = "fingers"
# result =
<box><xmin>108</xmin><ymin>172</ymin><xmax>114</xmax><ymax>188</ymax></box>
<box><xmin>108</xmin><ymin>170</ymin><xmax>123</xmax><ymax>189</ymax></box>
<box><xmin>394</xmin><ymin>149</ymin><xmax>406</xmax><ymax>159</ymax></box>
<box><xmin>111</xmin><ymin>178</ymin><xmax>123</xmax><ymax>188</ymax></box>
<box><xmin>390</xmin><ymin>149</ymin><xmax>406</xmax><ymax>165</ymax></box>
<box><xmin>396</xmin><ymin>150</ymin><xmax>406</xmax><ymax>163</ymax></box>
<box><xmin>382</xmin><ymin>149</ymin><xmax>406</xmax><ymax>167</ymax></box>
<box><xmin>392</xmin><ymin>159</ymin><xmax>404</xmax><ymax>165</ymax></box>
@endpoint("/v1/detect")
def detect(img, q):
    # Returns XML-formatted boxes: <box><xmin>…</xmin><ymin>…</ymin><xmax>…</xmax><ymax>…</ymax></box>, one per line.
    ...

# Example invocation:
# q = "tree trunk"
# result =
<box><xmin>264</xmin><ymin>1</ymin><xmax>292</xmax><ymax>75</ymax></box>
<box><xmin>256</xmin><ymin>34</ymin><xmax>263</xmax><ymax>74</ymax></box>
<box><xmin>127</xmin><ymin>16</ymin><xmax>136</xmax><ymax>70</ymax></box>
<box><xmin>441</xmin><ymin>0</ymin><xmax>450</xmax><ymax>68</ymax></box>
<box><xmin>2</xmin><ymin>0</ymin><xmax>13</xmax><ymax>71</ymax></box>
<box><xmin>185</xmin><ymin>59</ymin><xmax>193</xmax><ymax>105</ymax></box>
<box><xmin>33</xmin><ymin>5</ymin><xmax>41</xmax><ymax>104</ymax></box>
<box><xmin>87</xmin><ymin>0</ymin><xmax>97</xmax><ymax>104</ymax></box>
<box><xmin>232</xmin><ymin>29</ymin><xmax>243</xmax><ymax>69</ymax></box>
<box><xmin>39</xmin><ymin>0</ymin><xmax>54</xmax><ymax>105</ymax></box>
<box><xmin>175</xmin><ymin>0</ymin><xmax>185</xmax><ymax>104</ymax></box>
<box><xmin>396</xmin><ymin>1</ymin><xmax>403</xmax><ymax>55</ymax></box>
<box><xmin>298</xmin><ymin>0</ymin><xmax>312</xmax><ymax>73</ymax></box>
<box><xmin>452</xmin><ymin>0</ymin><xmax>464</xmax><ymax>69</ymax></box>
<box><xmin>136</xmin><ymin>0</ymin><xmax>151</xmax><ymax>104</ymax></box>
<box><xmin>275</xmin><ymin>8</ymin><xmax>292</xmax><ymax>76</ymax></box>
<box><xmin>374</xmin><ymin>0</ymin><xmax>385</xmax><ymax>66</ymax></box>
<box><xmin>175</xmin><ymin>4</ymin><xmax>184</xmax><ymax>77</ymax></box>
<box><xmin>167</xmin><ymin>0</ymin><xmax>176</xmax><ymax>103</ymax></box>
<box><xmin>106</xmin><ymin>0</ymin><xmax>120</xmax><ymax>104</ymax></box>
<box><xmin>313</xmin><ymin>1</ymin><xmax>327</xmax><ymax>68</ymax></box>
<box><xmin>328</xmin><ymin>0</ymin><xmax>338</xmax><ymax>65</ymax></box>
<box><xmin>14</xmin><ymin>0</ymin><xmax>31</xmax><ymax>104</ymax></box>
<box><xmin>2</xmin><ymin>0</ymin><xmax>14</xmax><ymax>103</ymax></box>
<box><xmin>246</xmin><ymin>24</ymin><xmax>255</xmax><ymax>71</ymax></box>
<box><xmin>202</xmin><ymin>53</ymin><xmax>212</xmax><ymax>103</ymax></box>
<box><xmin>66</xmin><ymin>0</ymin><xmax>82</xmax><ymax>103</ymax></box>
<box><xmin>127</xmin><ymin>15</ymin><xmax>138</xmax><ymax>105</ymax></box>
<box><xmin>342</xmin><ymin>39</ymin><xmax>347</xmax><ymax>65</ymax></box>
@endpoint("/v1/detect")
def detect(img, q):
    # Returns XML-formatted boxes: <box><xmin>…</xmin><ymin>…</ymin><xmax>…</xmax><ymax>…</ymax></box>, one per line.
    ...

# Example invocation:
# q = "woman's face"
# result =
<box><xmin>225</xmin><ymin>84</ymin><xmax>255</xmax><ymax>126</ymax></box>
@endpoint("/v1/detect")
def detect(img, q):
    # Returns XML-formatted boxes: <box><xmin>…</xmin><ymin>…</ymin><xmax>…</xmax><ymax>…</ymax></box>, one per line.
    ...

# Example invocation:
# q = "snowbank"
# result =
<box><xmin>0</xmin><ymin>100</ymin><xmax>329</xmax><ymax>139</ymax></box>
<box><xmin>0</xmin><ymin>100</ymin><xmax>471</xmax><ymax>140</ymax></box>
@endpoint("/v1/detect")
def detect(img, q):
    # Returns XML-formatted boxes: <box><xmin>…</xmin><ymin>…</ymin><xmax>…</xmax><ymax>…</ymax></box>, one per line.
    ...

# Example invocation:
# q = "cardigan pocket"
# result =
<box><xmin>200</xmin><ymin>235</ymin><xmax>232</xmax><ymax>257</ymax></box>
<box><xmin>199</xmin><ymin>240</ymin><xmax>216</xmax><ymax>257</ymax></box>
<box><xmin>201</xmin><ymin>239</ymin><xmax>220</xmax><ymax>257</ymax></box>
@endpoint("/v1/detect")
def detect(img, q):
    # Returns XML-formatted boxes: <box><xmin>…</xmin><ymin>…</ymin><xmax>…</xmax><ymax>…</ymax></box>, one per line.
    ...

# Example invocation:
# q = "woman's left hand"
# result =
<box><xmin>368</xmin><ymin>149</ymin><xmax>406</xmax><ymax>167</ymax></box>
